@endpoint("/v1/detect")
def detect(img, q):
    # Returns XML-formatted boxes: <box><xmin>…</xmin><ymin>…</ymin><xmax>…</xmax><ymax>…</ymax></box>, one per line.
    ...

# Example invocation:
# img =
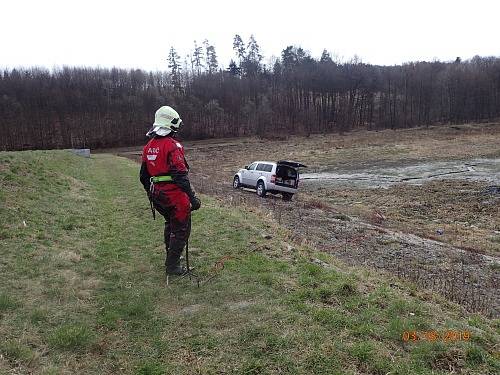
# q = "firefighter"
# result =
<box><xmin>140</xmin><ymin>106</ymin><xmax>201</xmax><ymax>276</ymax></box>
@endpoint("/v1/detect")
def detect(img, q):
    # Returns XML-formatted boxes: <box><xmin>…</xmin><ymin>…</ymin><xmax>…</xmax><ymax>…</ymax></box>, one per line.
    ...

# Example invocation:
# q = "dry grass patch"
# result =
<box><xmin>324</xmin><ymin>180</ymin><xmax>499</xmax><ymax>256</ymax></box>
<box><xmin>56</xmin><ymin>250</ymin><xmax>82</xmax><ymax>263</ymax></box>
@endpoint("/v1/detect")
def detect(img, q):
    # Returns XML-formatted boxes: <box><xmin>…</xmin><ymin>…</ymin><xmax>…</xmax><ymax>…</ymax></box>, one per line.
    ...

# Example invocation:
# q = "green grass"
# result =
<box><xmin>48</xmin><ymin>324</ymin><xmax>95</xmax><ymax>350</ymax></box>
<box><xmin>0</xmin><ymin>293</ymin><xmax>19</xmax><ymax>313</ymax></box>
<box><xmin>0</xmin><ymin>150</ymin><xmax>498</xmax><ymax>374</ymax></box>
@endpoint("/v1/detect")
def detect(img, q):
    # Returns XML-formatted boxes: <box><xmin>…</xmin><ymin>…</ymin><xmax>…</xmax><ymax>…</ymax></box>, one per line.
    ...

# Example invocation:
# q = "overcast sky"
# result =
<box><xmin>1</xmin><ymin>0</ymin><xmax>499</xmax><ymax>71</ymax></box>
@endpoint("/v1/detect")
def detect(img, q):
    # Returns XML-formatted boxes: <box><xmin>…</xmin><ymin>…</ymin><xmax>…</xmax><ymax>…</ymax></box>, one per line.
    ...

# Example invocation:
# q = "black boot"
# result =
<box><xmin>164</xmin><ymin>225</ymin><xmax>183</xmax><ymax>269</ymax></box>
<box><xmin>164</xmin><ymin>246</ymin><xmax>184</xmax><ymax>271</ymax></box>
<box><xmin>166</xmin><ymin>238</ymin><xmax>187</xmax><ymax>276</ymax></box>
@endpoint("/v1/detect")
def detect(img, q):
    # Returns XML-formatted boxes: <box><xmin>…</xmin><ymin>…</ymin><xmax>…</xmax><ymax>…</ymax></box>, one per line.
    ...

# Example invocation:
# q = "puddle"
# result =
<box><xmin>301</xmin><ymin>158</ymin><xmax>500</xmax><ymax>188</ymax></box>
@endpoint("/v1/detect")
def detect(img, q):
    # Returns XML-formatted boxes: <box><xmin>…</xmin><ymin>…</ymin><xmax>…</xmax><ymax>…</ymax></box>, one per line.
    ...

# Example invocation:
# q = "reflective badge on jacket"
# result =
<box><xmin>146</xmin><ymin>146</ymin><xmax>160</xmax><ymax>165</ymax></box>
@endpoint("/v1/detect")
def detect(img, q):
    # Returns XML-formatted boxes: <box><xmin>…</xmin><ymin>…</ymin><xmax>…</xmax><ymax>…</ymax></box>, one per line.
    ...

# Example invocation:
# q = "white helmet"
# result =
<box><xmin>146</xmin><ymin>106</ymin><xmax>183</xmax><ymax>137</ymax></box>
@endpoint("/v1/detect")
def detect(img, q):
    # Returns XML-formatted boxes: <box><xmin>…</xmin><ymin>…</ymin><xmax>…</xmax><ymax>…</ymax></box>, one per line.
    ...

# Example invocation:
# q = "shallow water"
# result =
<box><xmin>301</xmin><ymin>158</ymin><xmax>500</xmax><ymax>188</ymax></box>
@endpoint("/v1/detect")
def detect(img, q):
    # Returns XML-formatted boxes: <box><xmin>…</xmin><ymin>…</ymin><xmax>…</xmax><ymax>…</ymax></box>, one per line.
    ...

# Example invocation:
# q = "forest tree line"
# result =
<box><xmin>1</xmin><ymin>35</ymin><xmax>500</xmax><ymax>150</ymax></box>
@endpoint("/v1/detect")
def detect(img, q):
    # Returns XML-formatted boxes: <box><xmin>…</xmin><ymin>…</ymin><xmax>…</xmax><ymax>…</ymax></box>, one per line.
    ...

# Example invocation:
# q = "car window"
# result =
<box><xmin>255</xmin><ymin>163</ymin><xmax>273</xmax><ymax>172</ymax></box>
<box><xmin>248</xmin><ymin>162</ymin><xmax>257</xmax><ymax>170</ymax></box>
<box><xmin>256</xmin><ymin>163</ymin><xmax>266</xmax><ymax>171</ymax></box>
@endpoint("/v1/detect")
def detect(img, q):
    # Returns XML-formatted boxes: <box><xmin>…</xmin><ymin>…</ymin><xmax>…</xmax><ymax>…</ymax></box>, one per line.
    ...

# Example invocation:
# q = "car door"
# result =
<box><xmin>242</xmin><ymin>162</ymin><xmax>257</xmax><ymax>185</ymax></box>
<box><xmin>256</xmin><ymin>163</ymin><xmax>273</xmax><ymax>185</ymax></box>
<box><xmin>253</xmin><ymin>163</ymin><xmax>266</xmax><ymax>186</ymax></box>
<box><xmin>248</xmin><ymin>163</ymin><xmax>265</xmax><ymax>186</ymax></box>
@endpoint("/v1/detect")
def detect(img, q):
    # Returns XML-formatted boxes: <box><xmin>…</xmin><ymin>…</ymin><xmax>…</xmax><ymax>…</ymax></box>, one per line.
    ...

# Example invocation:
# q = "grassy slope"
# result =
<box><xmin>0</xmin><ymin>151</ymin><xmax>498</xmax><ymax>375</ymax></box>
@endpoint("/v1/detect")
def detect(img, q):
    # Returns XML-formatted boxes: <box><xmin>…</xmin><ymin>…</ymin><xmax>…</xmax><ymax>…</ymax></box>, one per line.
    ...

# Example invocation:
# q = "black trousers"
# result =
<box><xmin>152</xmin><ymin>194</ymin><xmax>191</xmax><ymax>267</ymax></box>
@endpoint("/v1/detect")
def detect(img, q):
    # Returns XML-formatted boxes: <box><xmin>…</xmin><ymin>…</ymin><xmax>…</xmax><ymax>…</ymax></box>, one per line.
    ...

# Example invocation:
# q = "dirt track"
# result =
<box><xmin>117</xmin><ymin>123</ymin><xmax>500</xmax><ymax>316</ymax></box>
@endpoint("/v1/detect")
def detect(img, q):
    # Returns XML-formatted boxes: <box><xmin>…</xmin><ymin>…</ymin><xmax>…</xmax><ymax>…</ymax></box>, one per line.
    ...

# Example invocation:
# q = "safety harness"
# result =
<box><xmin>148</xmin><ymin>175</ymin><xmax>174</xmax><ymax>219</ymax></box>
<box><xmin>151</xmin><ymin>175</ymin><xmax>173</xmax><ymax>183</ymax></box>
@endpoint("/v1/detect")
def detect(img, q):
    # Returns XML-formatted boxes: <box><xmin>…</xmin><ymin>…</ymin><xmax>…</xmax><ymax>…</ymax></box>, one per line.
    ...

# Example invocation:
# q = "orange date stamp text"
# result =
<box><xmin>402</xmin><ymin>330</ymin><xmax>470</xmax><ymax>342</ymax></box>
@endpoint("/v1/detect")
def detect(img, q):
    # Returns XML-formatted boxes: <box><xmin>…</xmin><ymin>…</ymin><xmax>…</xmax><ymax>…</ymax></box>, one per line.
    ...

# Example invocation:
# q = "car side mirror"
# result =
<box><xmin>244</xmin><ymin>165</ymin><xmax>249</xmax><ymax>169</ymax></box>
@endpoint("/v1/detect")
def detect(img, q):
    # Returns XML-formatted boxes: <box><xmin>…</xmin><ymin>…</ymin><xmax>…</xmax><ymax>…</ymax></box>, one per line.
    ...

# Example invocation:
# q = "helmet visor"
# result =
<box><xmin>170</xmin><ymin>118</ymin><xmax>183</xmax><ymax>131</ymax></box>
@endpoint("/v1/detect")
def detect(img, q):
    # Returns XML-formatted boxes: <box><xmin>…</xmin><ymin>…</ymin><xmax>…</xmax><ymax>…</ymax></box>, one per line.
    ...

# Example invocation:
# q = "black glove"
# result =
<box><xmin>190</xmin><ymin>196</ymin><xmax>201</xmax><ymax>211</ymax></box>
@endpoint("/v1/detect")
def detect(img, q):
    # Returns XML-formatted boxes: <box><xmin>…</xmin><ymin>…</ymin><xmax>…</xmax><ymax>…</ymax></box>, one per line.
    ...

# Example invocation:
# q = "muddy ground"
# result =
<box><xmin>116</xmin><ymin>122</ymin><xmax>500</xmax><ymax>316</ymax></box>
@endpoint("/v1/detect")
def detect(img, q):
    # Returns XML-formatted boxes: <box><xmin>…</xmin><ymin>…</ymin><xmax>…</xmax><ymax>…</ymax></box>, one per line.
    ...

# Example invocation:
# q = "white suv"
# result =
<box><xmin>233</xmin><ymin>160</ymin><xmax>306</xmax><ymax>201</ymax></box>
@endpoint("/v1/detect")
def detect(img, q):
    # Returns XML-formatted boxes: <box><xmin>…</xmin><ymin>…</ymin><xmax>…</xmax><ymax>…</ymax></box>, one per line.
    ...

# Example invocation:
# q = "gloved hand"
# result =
<box><xmin>190</xmin><ymin>196</ymin><xmax>201</xmax><ymax>211</ymax></box>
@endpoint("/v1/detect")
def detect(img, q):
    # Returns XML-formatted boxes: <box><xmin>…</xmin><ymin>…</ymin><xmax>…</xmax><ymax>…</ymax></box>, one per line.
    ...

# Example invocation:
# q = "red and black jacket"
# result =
<box><xmin>139</xmin><ymin>135</ymin><xmax>195</xmax><ymax>200</ymax></box>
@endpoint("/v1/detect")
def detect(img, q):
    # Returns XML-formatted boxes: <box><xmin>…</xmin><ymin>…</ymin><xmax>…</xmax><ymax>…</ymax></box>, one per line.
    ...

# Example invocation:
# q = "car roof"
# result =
<box><xmin>251</xmin><ymin>161</ymin><xmax>276</xmax><ymax>165</ymax></box>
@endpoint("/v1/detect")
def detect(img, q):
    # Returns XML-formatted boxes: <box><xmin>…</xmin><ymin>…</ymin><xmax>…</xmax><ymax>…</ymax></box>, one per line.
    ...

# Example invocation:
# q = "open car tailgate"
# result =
<box><xmin>277</xmin><ymin>160</ymin><xmax>307</xmax><ymax>168</ymax></box>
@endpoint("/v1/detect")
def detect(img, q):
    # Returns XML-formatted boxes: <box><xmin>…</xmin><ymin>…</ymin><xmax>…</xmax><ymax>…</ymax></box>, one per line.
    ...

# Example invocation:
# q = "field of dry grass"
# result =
<box><xmin>318</xmin><ymin>180</ymin><xmax>499</xmax><ymax>255</ymax></box>
<box><xmin>185</xmin><ymin>121</ymin><xmax>500</xmax><ymax>173</ymax></box>
<box><xmin>160</xmin><ymin>123</ymin><xmax>499</xmax><ymax>254</ymax></box>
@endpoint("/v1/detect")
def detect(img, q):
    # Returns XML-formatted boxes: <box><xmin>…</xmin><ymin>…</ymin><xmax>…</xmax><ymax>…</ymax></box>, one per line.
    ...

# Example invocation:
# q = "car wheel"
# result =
<box><xmin>282</xmin><ymin>193</ymin><xmax>293</xmax><ymax>201</ymax></box>
<box><xmin>256</xmin><ymin>181</ymin><xmax>267</xmax><ymax>197</ymax></box>
<box><xmin>233</xmin><ymin>176</ymin><xmax>240</xmax><ymax>189</ymax></box>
